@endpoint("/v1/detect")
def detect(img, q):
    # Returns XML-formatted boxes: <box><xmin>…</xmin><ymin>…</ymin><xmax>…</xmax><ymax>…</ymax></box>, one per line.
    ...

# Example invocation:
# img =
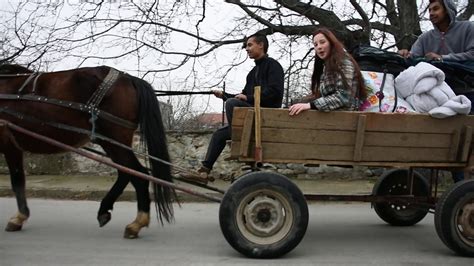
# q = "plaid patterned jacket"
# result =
<box><xmin>311</xmin><ymin>56</ymin><xmax>360</xmax><ymax>111</ymax></box>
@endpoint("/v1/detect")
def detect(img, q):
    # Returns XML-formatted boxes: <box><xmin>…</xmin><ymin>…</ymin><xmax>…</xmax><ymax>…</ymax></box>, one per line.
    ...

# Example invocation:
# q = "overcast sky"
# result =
<box><xmin>1</xmin><ymin>0</ymin><xmax>472</xmax><ymax>114</ymax></box>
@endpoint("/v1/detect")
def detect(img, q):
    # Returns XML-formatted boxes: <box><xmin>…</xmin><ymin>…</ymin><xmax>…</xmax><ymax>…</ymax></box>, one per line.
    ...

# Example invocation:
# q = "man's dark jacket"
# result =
<box><xmin>224</xmin><ymin>55</ymin><xmax>284</xmax><ymax>108</ymax></box>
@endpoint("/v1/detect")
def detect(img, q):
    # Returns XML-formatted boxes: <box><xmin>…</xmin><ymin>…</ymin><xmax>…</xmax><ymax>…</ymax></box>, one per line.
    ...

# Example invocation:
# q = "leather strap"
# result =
<box><xmin>18</xmin><ymin>73</ymin><xmax>41</xmax><ymax>94</ymax></box>
<box><xmin>0</xmin><ymin>93</ymin><xmax>136</xmax><ymax>129</ymax></box>
<box><xmin>87</xmin><ymin>68</ymin><xmax>120</xmax><ymax>108</ymax></box>
<box><xmin>31</xmin><ymin>73</ymin><xmax>43</xmax><ymax>94</ymax></box>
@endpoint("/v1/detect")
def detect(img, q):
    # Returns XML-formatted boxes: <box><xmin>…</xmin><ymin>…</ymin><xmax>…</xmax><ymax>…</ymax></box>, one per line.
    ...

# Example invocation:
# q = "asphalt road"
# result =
<box><xmin>1</xmin><ymin>198</ymin><xmax>471</xmax><ymax>266</ymax></box>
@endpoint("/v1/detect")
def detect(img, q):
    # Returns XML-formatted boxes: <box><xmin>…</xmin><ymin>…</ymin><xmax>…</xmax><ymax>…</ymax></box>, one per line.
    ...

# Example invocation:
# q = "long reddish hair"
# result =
<box><xmin>310</xmin><ymin>27</ymin><xmax>366</xmax><ymax>100</ymax></box>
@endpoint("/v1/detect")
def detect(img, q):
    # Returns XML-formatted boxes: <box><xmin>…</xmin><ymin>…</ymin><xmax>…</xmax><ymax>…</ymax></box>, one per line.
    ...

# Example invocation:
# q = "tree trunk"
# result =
<box><xmin>395</xmin><ymin>0</ymin><xmax>422</xmax><ymax>49</ymax></box>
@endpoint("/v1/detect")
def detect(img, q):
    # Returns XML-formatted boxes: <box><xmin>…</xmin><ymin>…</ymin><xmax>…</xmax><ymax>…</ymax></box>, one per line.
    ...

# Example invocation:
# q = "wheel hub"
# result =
<box><xmin>243</xmin><ymin>195</ymin><xmax>285</xmax><ymax>237</ymax></box>
<box><xmin>388</xmin><ymin>184</ymin><xmax>410</xmax><ymax>210</ymax></box>
<box><xmin>257</xmin><ymin>209</ymin><xmax>271</xmax><ymax>223</ymax></box>
<box><xmin>459</xmin><ymin>202</ymin><xmax>474</xmax><ymax>239</ymax></box>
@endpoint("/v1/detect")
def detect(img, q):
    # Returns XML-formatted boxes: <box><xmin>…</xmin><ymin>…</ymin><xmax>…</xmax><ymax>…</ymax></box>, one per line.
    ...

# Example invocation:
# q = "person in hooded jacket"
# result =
<box><xmin>398</xmin><ymin>0</ymin><xmax>474</xmax><ymax>62</ymax></box>
<box><xmin>399</xmin><ymin>0</ymin><xmax>474</xmax><ymax>183</ymax></box>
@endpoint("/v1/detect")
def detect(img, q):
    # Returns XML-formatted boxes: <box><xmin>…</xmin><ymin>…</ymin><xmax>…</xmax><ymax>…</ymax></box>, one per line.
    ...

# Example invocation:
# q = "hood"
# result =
<box><xmin>443</xmin><ymin>0</ymin><xmax>457</xmax><ymax>26</ymax></box>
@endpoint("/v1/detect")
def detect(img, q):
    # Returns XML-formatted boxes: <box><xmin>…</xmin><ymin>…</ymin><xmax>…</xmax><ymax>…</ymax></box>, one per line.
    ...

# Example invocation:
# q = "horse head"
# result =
<box><xmin>0</xmin><ymin>64</ymin><xmax>34</xmax><ymax>74</ymax></box>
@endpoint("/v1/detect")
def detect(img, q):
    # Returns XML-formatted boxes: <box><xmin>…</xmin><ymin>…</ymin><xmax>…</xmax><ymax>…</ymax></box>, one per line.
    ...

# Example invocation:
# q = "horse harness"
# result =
<box><xmin>18</xmin><ymin>72</ymin><xmax>42</xmax><ymax>94</ymax></box>
<box><xmin>0</xmin><ymin>68</ymin><xmax>137</xmax><ymax>134</ymax></box>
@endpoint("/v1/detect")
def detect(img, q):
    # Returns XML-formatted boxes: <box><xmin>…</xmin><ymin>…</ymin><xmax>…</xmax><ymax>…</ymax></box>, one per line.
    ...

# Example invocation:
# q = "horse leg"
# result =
<box><xmin>100</xmin><ymin>143</ymin><xmax>150</xmax><ymax>238</ymax></box>
<box><xmin>1</xmin><ymin>137</ymin><xmax>29</xmax><ymax>231</ymax></box>
<box><xmin>97</xmin><ymin>172</ymin><xmax>130</xmax><ymax>227</ymax></box>
<box><xmin>123</xmin><ymin>173</ymin><xmax>151</xmax><ymax>239</ymax></box>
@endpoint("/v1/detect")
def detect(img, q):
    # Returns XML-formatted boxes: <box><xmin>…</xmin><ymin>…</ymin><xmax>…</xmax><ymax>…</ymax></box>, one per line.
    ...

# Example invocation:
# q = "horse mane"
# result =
<box><xmin>0</xmin><ymin>64</ymin><xmax>34</xmax><ymax>74</ymax></box>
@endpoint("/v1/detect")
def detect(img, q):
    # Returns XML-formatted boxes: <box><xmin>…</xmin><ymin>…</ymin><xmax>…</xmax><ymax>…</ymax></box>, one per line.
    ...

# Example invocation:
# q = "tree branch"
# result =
<box><xmin>458</xmin><ymin>0</ymin><xmax>474</xmax><ymax>21</ymax></box>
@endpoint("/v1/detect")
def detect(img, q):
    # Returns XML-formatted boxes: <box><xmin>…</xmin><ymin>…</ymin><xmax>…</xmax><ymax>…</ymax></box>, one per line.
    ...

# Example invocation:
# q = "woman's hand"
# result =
<box><xmin>289</xmin><ymin>103</ymin><xmax>311</xmax><ymax>116</ymax></box>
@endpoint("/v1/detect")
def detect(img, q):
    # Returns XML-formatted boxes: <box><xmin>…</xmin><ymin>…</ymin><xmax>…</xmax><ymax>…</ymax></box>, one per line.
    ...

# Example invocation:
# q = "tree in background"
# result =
<box><xmin>0</xmin><ymin>0</ymin><xmax>472</xmax><ymax>127</ymax></box>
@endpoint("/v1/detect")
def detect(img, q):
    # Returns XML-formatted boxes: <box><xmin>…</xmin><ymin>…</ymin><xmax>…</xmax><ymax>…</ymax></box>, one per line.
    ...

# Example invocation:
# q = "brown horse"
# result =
<box><xmin>0</xmin><ymin>64</ymin><xmax>175</xmax><ymax>238</ymax></box>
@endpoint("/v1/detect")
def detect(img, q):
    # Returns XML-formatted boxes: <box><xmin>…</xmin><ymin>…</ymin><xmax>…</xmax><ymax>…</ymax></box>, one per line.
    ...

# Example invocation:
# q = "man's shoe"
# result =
<box><xmin>179</xmin><ymin>166</ymin><xmax>214</xmax><ymax>184</ymax></box>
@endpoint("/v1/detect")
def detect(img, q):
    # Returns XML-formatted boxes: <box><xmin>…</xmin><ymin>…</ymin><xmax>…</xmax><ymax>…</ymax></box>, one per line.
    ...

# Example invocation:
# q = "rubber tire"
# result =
<box><xmin>373</xmin><ymin>169</ymin><xmax>430</xmax><ymax>226</ymax></box>
<box><xmin>219</xmin><ymin>172</ymin><xmax>308</xmax><ymax>258</ymax></box>
<box><xmin>435</xmin><ymin>179</ymin><xmax>474</xmax><ymax>257</ymax></box>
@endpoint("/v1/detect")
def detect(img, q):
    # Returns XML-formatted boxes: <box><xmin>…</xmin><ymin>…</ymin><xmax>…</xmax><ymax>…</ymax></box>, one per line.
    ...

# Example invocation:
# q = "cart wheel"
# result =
<box><xmin>435</xmin><ymin>179</ymin><xmax>474</xmax><ymax>257</ymax></box>
<box><xmin>373</xmin><ymin>169</ymin><xmax>430</xmax><ymax>226</ymax></box>
<box><xmin>219</xmin><ymin>172</ymin><xmax>308</xmax><ymax>258</ymax></box>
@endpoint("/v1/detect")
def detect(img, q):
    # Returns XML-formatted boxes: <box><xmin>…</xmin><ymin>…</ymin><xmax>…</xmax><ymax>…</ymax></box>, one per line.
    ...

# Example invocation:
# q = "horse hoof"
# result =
<box><xmin>5</xmin><ymin>222</ymin><xmax>22</xmax><ymax>232</ymax></box>
<box><xmin>97</xmin><ymin>212</ymin><xmax>112</xmax><ymax>227</ymax></box>
<box><xmin>123</xmin><ymin>228</ymin><xmax>139</xmax><ymax>239</ymax></box>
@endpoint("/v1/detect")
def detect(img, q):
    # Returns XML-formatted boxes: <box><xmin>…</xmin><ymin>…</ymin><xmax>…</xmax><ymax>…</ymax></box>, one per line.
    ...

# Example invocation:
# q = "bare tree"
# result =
<box><xmin>1</xmin><ymin>0</ymin><xmax>472</xmax><ymax>118</ymax></box>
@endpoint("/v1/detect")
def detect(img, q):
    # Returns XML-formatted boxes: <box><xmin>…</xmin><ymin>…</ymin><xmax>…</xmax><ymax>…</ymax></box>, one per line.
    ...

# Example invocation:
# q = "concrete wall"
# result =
<box><xmin>0</xmin><ymin>131</ymin><xmax>375</xmax><ymax>180</ymax></box>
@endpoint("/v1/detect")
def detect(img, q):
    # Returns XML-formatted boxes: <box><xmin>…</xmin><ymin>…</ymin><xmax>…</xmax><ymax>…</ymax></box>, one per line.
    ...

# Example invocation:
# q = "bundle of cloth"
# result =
<box><xmin>395</xmin><ymin>62</ymin><xmax>471</xmax><ymax>118</ymax></box>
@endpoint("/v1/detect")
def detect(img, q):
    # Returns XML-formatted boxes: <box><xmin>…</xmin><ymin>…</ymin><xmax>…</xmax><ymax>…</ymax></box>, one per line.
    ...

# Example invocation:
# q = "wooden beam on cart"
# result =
<box><xmin>449</xmin><ymin>129</ymin><xmax>461</xmax><ymax>161</ymax></box>
<box><xmin>353</xmin><ymin>114</ymin><xmax>367</xmax><ymax>162</ymax></box>
<box><xmin>254</xmin><ymin>86</ymin><xmax>263</xmax><ymax>164</ymax></box>
<box><xmin>239</xmin><ymin>109</ymin><xmax>254</xmax><ymax>158</ymax></box>
<box><xmin>461</xmin><ymin>126</ymin><xmax>473</xmax><ymax>162</ymax></box>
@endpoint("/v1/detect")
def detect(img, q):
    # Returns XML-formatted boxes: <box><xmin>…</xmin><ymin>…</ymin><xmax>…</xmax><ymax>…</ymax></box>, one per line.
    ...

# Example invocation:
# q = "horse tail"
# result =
<box><xmin>129</xmin><ymin>75</ymin><xmax>175</xmax><ymax>224</ymax></box>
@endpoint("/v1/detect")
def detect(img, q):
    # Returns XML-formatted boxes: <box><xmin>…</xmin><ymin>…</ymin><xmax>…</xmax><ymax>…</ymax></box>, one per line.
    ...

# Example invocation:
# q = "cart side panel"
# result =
<box><xmin>230</xmin><ymin>108</ymin><xmax>474</xmax><ymax>165</ymax></box>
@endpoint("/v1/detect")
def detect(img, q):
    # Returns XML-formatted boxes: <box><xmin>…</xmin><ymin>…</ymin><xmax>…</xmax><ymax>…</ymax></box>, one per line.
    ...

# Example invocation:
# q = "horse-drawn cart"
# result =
<box><xmin>1</xmin><ymin>64</ymin><xmax>473</xmax><ymax>260</ymax></box>
<box><xmin>219</xmin><ymin>107</ymin><xmax>474</xmax><ymax>258</ymax></box>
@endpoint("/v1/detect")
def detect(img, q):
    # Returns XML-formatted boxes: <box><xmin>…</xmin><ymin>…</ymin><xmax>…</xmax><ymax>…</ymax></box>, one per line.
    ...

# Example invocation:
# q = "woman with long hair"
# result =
<box><xmin>289</xmin><ymin>27</ymin><xmax>366</xmax><ymax>115</ymax></box>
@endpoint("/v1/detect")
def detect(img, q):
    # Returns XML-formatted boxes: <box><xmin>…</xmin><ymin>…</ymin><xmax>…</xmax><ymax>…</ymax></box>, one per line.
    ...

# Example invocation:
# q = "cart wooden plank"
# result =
<box><xmin>230</xmin><ymin>108</ymin><xmax>474</xmax><ymax>168</ymax></box>
<box><xmin>233</xmin><ymin>107</ymin><xmax>474</xmax><ymax>133</ymax></box>
<box><xmin>239</xmin><ymin>109</ymin><xmax>254</xmax><ymax>157</ymax></box>
<box><xmin>232</xmin><ymin>141</ymin><xmax>452</xmax><ymax>161</ymax></box>
<box><xmin>461</xmin><ymin>126</ymin><xmax>473</xmax><ymax>161</ymax></box>
<box><xmin>353</xmin><ymin>115</ymin><xmax>366</xmax><ymax>161</ymax></box>
<box><xmin>449</xmin><ymin>129</ymin><xmax>461</xmax><ymax>161</ymax></box>
<box><xmin>232</xmin><ymin>127</ymin><xmax>453</xmax><ymax>148</ymax></box>
<box><xmin>231</xmin><ymin>157</ymin><xmax>466</xmax><ymax>168</ymax></box>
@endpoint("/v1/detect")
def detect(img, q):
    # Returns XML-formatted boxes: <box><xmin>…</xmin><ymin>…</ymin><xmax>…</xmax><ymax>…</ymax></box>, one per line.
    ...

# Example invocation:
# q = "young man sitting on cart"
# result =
<box><xmin>398</xmin><ymin>0</ymin><xmax>474</xmax><ymax>107</ymax></box>
<box><xmin>398</xmin><ymin>0</ymin><xmax>474</xmax><ymax>182</ymax></box>
<box><xmin>398</xmin><ymin>0</ymin><xmax>474</xmax><ymax>66</ymax></box>
<box><xmin>289</xmin><ymin>27</ymin><xmax>366</xmax><ymax>115</ymax></box>
<box><xmin>181</xmin><ymin>33</ymin><xmax>285</xmax><ymax>184</ymax></box>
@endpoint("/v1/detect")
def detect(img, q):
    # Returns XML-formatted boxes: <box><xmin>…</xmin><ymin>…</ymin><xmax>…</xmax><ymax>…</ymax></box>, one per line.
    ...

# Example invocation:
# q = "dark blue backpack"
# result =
<box><xmin>351</xmin><ymin>45</ymin><xmax>408</xmax><ymax>77</ymax></box>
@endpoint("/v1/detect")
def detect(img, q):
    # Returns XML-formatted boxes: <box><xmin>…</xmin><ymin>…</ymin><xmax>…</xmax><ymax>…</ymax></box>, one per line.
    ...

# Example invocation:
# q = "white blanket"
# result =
<box><xmin>394</xmin><ymin>62</ymin><xmax>471</xmax><ymax>117</ymax></box>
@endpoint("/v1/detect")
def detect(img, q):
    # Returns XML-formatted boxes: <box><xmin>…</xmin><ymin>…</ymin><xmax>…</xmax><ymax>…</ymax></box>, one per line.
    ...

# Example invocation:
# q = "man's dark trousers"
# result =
<box><xmin>202</xmin><ymin>98</ymin><xmax>251</xmax><ymax>169</ymax></box>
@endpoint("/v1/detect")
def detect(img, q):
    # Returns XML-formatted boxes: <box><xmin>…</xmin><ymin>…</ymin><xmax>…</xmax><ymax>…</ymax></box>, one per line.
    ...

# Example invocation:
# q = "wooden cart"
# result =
<box><xmin>218</xmin><ymin>107</ymin><xmax>474</xmax><ymax>258</ymax></box>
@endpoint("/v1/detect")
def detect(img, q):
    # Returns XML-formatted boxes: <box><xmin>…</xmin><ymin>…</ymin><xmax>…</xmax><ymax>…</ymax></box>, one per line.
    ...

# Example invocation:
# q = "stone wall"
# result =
<box><xmin>0</xmin><ymin>131</ymin><xmax>376</xmax><ymax>180</ymax></box>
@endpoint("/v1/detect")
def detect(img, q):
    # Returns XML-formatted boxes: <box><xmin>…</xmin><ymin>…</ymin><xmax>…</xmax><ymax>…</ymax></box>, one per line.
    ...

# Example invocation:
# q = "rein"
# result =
<box><xmin>0</xmin><ymin>73</ymin><xmax>33</xmax><ymax>77</ymax></box>
<box><xmin>154</xmin><ymin>90</ymin><xmax>214</xmax><ymax>96</ymax></box>
<box><xmin>1</xmin><ymin>74</ymin><xmax>215</xmax><ymax>97</ymax></box>
<box><xmin>18</xmin><ymin>72</ymin><xmax>42</xmax><ymax>94</ymax></box>
<box><xmin>0</xmin><ymin>70</ymin><xmax>215</xmax><ymax>128</ymax></box>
